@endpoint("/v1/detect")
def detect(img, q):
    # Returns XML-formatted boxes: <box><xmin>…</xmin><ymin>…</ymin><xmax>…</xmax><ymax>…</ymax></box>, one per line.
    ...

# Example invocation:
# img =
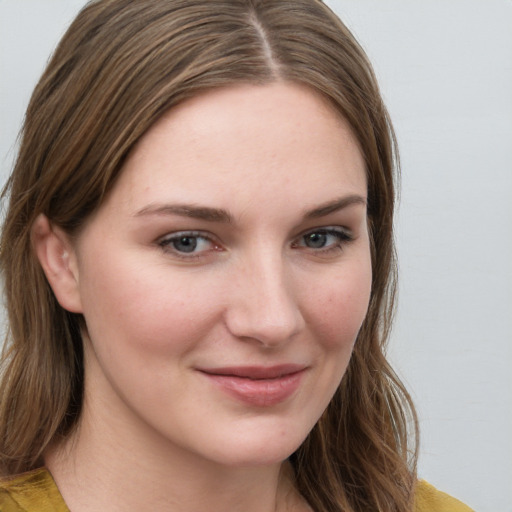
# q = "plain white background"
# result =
<box><xmin>1</xmin><ymin>2</ymin><xmax>511</xmax><ymax>511</ymax></box>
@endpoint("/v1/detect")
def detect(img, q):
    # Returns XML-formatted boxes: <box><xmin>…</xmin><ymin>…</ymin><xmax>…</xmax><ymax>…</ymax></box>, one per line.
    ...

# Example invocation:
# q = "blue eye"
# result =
<box><xmin>171</xmin><ymin>235</ymin><xmax>199</xmax><ymax>253</ymax></box>
<box><xmin>304</xmin><ymin>232</ymin><xmax>329</xmax><ymax>249</ymax></box>
<box><xmin>296</xmin><ymin>228</ymin><xmax>352</xmax><ymax>251</ymax></box>
<box><xmin>159</xmin><ymin>232</ymin><xmax>215</xmax><ymax>256</ymax></box>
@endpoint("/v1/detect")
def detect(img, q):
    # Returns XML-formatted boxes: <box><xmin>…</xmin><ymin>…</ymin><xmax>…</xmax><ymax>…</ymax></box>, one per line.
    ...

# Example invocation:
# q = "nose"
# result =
<box><xmin>224</xmin><ymin>253</ymin><xmax>305</xmax><ymax>348</ymax></box>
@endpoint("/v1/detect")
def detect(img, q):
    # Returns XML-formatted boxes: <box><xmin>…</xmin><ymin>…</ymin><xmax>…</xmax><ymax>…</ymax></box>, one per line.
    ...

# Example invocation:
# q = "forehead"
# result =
<box><xmin>109</xmin><ymin>82</ymin><xmax>367</xmax><ymax>215</ymax></box>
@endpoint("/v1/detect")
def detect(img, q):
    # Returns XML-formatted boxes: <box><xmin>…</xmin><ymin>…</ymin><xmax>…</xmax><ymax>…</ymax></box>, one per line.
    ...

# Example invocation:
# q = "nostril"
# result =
<box><xmin>225</xmin><ymin>296</ymin><xmax>304</xmax><ymax>347</ymax></box>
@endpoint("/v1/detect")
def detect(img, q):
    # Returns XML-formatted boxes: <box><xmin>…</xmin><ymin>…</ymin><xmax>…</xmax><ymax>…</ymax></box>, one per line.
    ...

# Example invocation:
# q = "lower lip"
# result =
<box><xmin>200</xmin><ymin>371</ymin><xmax>304</xmax><ymax>407</ymax></box>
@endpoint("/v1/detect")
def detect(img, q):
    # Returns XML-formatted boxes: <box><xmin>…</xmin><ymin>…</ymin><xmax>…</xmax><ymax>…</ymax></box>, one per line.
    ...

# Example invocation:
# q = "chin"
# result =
<box><xmin>192</xmin><ymin>420</ymin><xmax>313</xmax><ymax>468</ymax></box>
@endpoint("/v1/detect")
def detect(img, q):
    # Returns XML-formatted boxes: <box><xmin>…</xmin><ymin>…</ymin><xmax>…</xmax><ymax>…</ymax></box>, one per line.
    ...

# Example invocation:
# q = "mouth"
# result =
<box><xmin>196</xmin><ymin>364</ymin><xmax>307</xmax><ymax>407</ymax></box>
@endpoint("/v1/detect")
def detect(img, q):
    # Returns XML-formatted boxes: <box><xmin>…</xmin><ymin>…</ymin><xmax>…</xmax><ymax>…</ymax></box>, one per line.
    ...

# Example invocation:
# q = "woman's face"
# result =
<box><xmin>65</xmin><ymin>83</ymin><xmax>371</xmax><ymax>467</ymax></box>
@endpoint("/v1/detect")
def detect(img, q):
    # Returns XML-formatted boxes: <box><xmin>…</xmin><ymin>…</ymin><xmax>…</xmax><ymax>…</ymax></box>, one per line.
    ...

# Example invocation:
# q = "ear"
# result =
<box><xmin>31</xmin><ymin>214</ymin><xmax>83</xmax><ymax>313</ymax></box>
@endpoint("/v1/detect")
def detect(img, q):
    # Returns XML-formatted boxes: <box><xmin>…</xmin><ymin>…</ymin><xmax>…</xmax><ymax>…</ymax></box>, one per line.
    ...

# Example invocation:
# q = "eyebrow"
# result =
<box><xmin>303</xmin><ymin>195</ymin><xmax>367</xmax><ymax>219</ymax></box>
<box><xmin>135</xmin><ymin>204</ymin><xmax>233</xmax><ymax>223</ymax></box>
<box><xmin>134</xmin><ymin>194</ymin><xmax>366</xmax><ymax>223</ymax></box>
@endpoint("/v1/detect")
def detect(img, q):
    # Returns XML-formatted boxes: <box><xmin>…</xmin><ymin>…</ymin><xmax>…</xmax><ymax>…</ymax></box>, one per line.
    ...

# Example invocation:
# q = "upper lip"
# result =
<box><xmin>197</xmin><ymin>364</ymin><xmax>307</xmax><ymax>380</ymax></box>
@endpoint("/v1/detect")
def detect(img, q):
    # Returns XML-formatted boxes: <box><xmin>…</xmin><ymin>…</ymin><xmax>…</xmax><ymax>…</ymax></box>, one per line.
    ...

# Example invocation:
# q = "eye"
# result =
<box><xmin>293</xmin><ymin>227</ymin><xmax>353</xmax><ymax>253</ymax></box>
<box><xmin>158</xmin><ymin>231</ymin><xmax>219</xmax><ymax>257</ymax></box>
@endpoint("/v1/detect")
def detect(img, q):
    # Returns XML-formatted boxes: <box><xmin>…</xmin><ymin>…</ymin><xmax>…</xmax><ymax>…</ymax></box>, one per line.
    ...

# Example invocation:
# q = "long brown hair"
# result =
<box><xmin>0</xmin><ymin>1</ymin><xmax>418</xmax><ymax>510</ymax></box>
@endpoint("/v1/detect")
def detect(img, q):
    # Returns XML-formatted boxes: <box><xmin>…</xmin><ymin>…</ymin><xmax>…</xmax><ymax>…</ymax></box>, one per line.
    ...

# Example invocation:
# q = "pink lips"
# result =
<box><xmin>197</xmin><ymin>364</ymin><xmax>306</xmax><ymax>407</ymax></box>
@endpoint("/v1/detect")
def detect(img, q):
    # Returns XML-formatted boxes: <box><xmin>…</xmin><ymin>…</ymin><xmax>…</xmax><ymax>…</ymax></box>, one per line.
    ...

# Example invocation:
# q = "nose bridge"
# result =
<box><xmin>225</xmin><ymin>246</ymin><xmax>304</xmax><ymax>346</ymax></box>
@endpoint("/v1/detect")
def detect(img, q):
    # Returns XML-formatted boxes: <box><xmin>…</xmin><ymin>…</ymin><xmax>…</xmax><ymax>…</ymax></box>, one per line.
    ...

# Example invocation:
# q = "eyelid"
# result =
<box><xmin>292</xmin><ymin>226</ymin><xmax>354</xmax><ymax>252</ymax></box>
<box><xmin>157</xmin><ymin>230</ymin><xmax>223</xmax><ymax>259</ymax></box>
<box><xmin>295</xmin><ymin>225</ymin><xmax>353</xmax><ymax>240</ymax></box>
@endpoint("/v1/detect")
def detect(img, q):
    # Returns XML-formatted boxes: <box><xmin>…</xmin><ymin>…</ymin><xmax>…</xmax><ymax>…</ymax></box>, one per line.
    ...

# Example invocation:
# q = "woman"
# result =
<box><xmin>0</xmin><ymin>1</ymin><xmax>472</xmax><ymax>511</ymax></box>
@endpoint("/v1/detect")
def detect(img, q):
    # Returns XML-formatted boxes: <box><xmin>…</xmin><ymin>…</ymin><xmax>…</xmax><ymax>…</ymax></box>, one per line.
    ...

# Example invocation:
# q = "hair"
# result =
<box><xmin>0</xmin><ymin>1</ymin><xmax>418</xmax><ymax>510</ymax></box>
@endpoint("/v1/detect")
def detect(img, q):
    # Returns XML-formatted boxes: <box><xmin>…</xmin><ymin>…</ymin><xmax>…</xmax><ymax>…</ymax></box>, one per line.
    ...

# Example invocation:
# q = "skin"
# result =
<box><xmin>35</xmin><ymin>82</ymin><xmax>372</xmax><ymax>512</ymax></box>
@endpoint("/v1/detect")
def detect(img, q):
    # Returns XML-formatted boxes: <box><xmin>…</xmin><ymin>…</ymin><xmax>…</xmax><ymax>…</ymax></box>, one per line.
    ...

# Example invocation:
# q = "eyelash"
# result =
<box><xmin>157</xmin><ymin>227</ymin><xmax>353</xmax><ymax>260</ymax></box>
<box><xmin>158</xmin><ymin>231</ymin><xmax>220</xmax><ymax>260</ymax></box>
<box><xmin>292</xmin><ymin>227</ymin><xmax>353</xmax><ymax>255</ymax></box>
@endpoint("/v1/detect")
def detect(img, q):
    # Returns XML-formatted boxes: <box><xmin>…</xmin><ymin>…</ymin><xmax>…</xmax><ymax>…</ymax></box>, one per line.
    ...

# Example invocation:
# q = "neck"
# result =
<box><xmin>44</xmin><ymin>399</ymin><xmax>307</xmax><ymax>512</ymax></box>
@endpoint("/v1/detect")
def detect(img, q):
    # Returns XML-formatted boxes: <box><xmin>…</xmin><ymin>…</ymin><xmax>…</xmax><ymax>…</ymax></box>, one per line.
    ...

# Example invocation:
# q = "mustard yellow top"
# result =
<box><xmin>0</xmin><ymin>468</ymin><xmax>474</xmax><ymax>511</ymax></box>
<box><xmin>0</xmin><ymin>469</ymin><xmax>68</xmax><ymax>512</ymax></box>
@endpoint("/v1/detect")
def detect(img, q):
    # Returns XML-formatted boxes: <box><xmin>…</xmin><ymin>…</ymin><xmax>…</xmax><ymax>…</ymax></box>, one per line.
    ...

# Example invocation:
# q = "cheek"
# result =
<box><xmin>77</xmin><ymin>255</ymin><xmax>222</xmax><ymax>358</ymax></box>
<box><xmin>305</xmin><ymin>260</ymin><xmax>372</xmax><ymax>352</ymax></box>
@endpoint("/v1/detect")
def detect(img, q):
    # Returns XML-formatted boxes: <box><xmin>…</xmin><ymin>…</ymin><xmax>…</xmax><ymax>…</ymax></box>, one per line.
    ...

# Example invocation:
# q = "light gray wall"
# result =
<box><xmin>329</xmin><ymin>2</ymin><xmax>512</xmax><ymax>511</ymax></box>
<box><xmin>1</xmin><ymin>2</ymin><xmax>511</xmax><ymax>511</ymax></box>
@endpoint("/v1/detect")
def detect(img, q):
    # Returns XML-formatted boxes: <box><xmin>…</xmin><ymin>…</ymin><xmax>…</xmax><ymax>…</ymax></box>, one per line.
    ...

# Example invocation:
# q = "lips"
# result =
<box><xmin>197</xmin><ymin>364</ymin><xmax>307</xmax><ymax>407</ymax></box>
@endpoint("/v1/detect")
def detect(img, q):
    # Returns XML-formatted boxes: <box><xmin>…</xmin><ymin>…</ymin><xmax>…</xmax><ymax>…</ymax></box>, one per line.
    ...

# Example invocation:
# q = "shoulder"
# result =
<box><xmin>0</xmin><ymin>468</ymin><xmax>69</xmax><ymax>512</ymax></box>
<box><xmin>415</xmin><ymin>480</ymin><xmax>475</xmax><ymax>512</ymax></box>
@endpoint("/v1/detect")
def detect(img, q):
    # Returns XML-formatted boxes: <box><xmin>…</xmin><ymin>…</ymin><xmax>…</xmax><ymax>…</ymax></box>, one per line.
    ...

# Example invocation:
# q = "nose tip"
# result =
<box><xmin>225</xmin><ymin>263</ymin><xmax>305</xmax><ymax>348</ymax></box>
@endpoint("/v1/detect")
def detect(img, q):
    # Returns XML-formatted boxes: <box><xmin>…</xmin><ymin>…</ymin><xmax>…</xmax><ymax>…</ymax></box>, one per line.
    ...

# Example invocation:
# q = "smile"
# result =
<box><xmin>197</xmin><ymin>364</ymin><xmax>307</xmax><ymax>407</ymax></box>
